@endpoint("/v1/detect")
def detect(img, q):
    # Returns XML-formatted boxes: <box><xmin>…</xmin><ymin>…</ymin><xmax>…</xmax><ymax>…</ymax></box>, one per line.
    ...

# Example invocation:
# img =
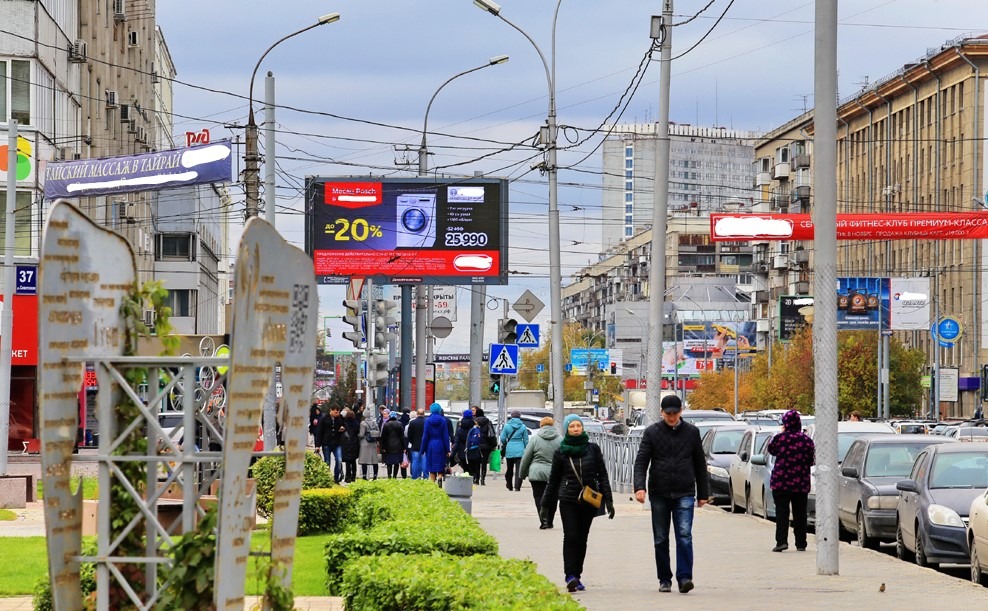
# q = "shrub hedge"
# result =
<box><xmin>33</xmin><ymin>541</ymin><xmax>98</xmax><ymax>611</ymax></box>
<box><xmin>323</xmin><ymin>479</ymin><xmax>498</xmax><ymax>595</ymax></box>
<box><xmin>250</xmin><ymin>450</ymin><xmax>335</xmax><ymax>518</ymax></box>
<box><xmin>297</xmin><ymin>488</ymin><xmax>353</xmax><ymax>536</ymax></box>
<box><xmin>342</xmin><ymin>552</ymin><xmax>583</xmax><ymax>610</ymax></box>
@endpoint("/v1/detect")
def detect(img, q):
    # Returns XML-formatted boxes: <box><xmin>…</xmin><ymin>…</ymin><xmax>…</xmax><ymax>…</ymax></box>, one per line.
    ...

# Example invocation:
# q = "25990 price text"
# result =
<box><xmin>444</xmin><ymin>232</ymin><xmax>488</xmax><ymax>247</ymax></box>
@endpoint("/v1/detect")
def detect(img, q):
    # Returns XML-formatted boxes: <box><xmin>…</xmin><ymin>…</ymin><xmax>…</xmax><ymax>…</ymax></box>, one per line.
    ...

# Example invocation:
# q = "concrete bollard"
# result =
<box><xmin>444</xmin><ymin>474</ymin><xmax>474</xmax><ymax>515</ymax></box>
<box><xmin>0</xmin><ymin>477</ymin><xmax>27</xmax><ymax>509</ymax></box>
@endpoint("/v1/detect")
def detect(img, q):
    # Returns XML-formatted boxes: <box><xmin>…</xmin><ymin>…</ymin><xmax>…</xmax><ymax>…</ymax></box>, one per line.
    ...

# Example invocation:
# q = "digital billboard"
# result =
<box><xmin>779</xmin><ymin>295</ymin><xmax>814</xmax><ymax>341</ymax></box>
<box><xmin>837</xmin><ymin>277</ymin><xmax>890</xmax><ymax>330</ymax></box>
<box><xmin>305</xmin><ymin>177</ymin><xmax>508</xmax><ymax>285</ymax></box>
<box><xmin>681</xmin><ymin>320</ymin><xmax>756</xmax><ymax>368</ymax></box>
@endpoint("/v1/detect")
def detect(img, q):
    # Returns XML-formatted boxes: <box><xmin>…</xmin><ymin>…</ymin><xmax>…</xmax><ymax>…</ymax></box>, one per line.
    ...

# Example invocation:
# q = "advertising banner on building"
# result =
<box><xmin>1</xmin><ymin>294</ymin><xmax>38</xmax><ymax>365</ymax></box>
<box><xmin>43</xmin><ymin>140</ymin><xmax>233</xmax><ymax>198</ymax></box>
<box><xmin>305</xmin><ymin>177</ymin><xmax>508</xmax><ymax>285</ymax></box>
<box><xmin>710</xmin><ymin>212</ymin><xmax>988</xmax><ymax>241</ymax></box>
<box><xmin>386</xmin><ymin>285</ymin><xmax>458</xmax><ymax>321</ymax></box>
<box><xmin>939</xmin><ymin>367</ymin><xmax>959</xmax><ymax>402</ymax></box>
<box><xmin>661</xmin><ymin>341</ymin><xmax>711</xmax><ymax>377</ymax></box>
<box><xmin>779</xmin><ymin>295</ymin><xmax>814</xmax><ymax>341</ymax></box>
<box><xmin>837</xmin><ymin>277</ymin><xmax>890</xmax><ymax>330</ymax></box>
<box><xmin>889</xmin><ymin>277</ymin><xmax>931</xmax><ymax>330</ymax></box>
<box><xmin>680</xmin><ymin>320</ymin><xmax>756</xmax><ymax>368</ymax></box>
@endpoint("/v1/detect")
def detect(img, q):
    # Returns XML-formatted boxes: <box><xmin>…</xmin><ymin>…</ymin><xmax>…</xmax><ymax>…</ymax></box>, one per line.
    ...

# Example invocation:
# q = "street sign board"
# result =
<box><xmin>14</xmin><ymin>265</ymin><xmax>36</xmax><ymax>294</ymax></box>
<box><xmin>488</xmin><ymin>343</ymin><xmax>519</xmax><ymax>375</ymax></box>
<box><xmin>512</xmin><ymin>289</ymin><xmax>544</xmax><ymax>322</ymax></box>
<box><xmin>537</xmin><ymin>363</ymin><xmax>545</xmax><ymax>373</ymax></box>
<box><xmin>516</xmin><ymin>323</ymin><xmax>540</xmax><ymax>347</ymax></box>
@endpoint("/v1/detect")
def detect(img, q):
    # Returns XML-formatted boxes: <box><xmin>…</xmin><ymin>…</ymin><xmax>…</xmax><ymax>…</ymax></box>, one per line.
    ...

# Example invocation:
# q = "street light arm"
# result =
<box><xmin>420</xmin><ymin>57</ymin><xmax>508</xmax><ymax>168</ymax></box>
<box><xmin>490</xmin><ymin>13</ymin><xmax>553</xmax><ymax>116</ymax></box>
<box><xmin>248</xmin><ymin>14</ymin><xmax>340</xmax><ymax>123</ymax></box>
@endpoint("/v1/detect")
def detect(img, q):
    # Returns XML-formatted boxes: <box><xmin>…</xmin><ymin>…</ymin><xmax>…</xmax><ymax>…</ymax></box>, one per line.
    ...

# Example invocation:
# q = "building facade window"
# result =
<box><xmin>158</xmin><ymin>233</ymin><xmax>195</xmax><ymax>260</ymax></box>
<box><xmin>0</xmin><ymin>191</ymin><xmax>33</xmax><ymax>255</ymax></box>
<box><xmin>166</xmin><ymin>289</ymin><xmax>195</xmax><ymax>317</ymax></box>
<box><xmin>0</xmin><ymin>59</ymin><xmax>32</xmax><ymax>125</ymax></box>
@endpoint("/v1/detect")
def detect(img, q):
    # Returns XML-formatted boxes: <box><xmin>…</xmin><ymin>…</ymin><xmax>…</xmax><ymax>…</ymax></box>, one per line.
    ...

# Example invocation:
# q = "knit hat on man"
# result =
<box><xmin>429</xmin><ymin>403</ymin><xmax>442</xmax><ymax>414</ymax></box>
<box><xmin>511</xmin><ymin>410</ymin><xmax>521</xmax><ymax>418</ymax></box>
<box><xmin>462</xmin><ymin>409</ymin><xmax>474</xmax><ymax>419</ymax></box>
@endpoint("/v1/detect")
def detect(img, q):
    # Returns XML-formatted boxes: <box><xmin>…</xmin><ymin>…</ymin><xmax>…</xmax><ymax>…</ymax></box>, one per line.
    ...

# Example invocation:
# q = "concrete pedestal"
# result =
<box><xmin>0</xmin><ymin>477</ymin><xmax>27</xmax><ymax>509</ymax></box>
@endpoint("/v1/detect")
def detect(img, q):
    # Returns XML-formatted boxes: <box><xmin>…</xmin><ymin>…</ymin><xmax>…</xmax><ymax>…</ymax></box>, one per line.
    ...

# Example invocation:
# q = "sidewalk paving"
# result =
<box><xmin>471</xmin><ymin>479</ymin><xmax>986</xmax><ymax>609</ymax></box>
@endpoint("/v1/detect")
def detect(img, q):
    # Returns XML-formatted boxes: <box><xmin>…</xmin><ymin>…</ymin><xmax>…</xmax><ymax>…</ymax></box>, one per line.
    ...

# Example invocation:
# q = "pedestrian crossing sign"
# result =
<box><xmin>516</xmin><ymin>323</ymin><xmax>540</xmax><ymax>347</ymax></box>
<box><xmin>488</xmin><ymin>343</ymin><xmax>519</xmax><ymax>375</ymax></box>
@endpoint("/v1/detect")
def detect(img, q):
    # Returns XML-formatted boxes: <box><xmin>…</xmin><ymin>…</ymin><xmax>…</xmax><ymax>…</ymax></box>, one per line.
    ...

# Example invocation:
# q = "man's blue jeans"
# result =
<box><xmin>322</xmin><ymin>445</ymin><xmax>343</xmax><ymax>482</ymax></box>
<box><xmin>649</xmin><ymin>495</ymin><xmax>695</xmax><ymax>585</ymax></box>
<box><xmin>410</xmin><ymin>451</ymin><xmax>424</xmax><ymax>480</ymax></box>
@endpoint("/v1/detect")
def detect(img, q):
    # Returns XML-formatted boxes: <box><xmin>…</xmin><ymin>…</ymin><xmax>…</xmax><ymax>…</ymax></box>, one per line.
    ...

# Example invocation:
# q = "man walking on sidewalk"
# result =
<box><xmin>633</xmin><ymin>395</ymin><xmax>709</xmax><ymax>595</ymax></box>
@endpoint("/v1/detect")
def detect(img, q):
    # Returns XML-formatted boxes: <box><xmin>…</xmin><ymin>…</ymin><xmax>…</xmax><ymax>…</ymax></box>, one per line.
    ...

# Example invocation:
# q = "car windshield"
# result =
<box><xmin>956</xmin><ymin>428</ymin><xmax>988</xmax><ymax>438</ymax></box>
<box><xmin>582</xmin><ymin>421</ymin><xmax>604</xmax><ymax>433</ymax></box>
<box><xmin>743</xmin><ymin>418</ymin><xmax>777</xmax><ymax>427</ymax></box>
<box><xmin>710</xmin><ymin>430</ymin><xmax>744</xmax><ymax>454</ymax></box>
<box><xmin>864</xmin><ymin>443</ymin><xmax>934</xmax><ymax>478</ymax></box>
<box><xmin>929</xmin><ymin>452</ymin><xmax>988</xmax><ymax>489</ymax></box>
<box><xmin>837</xmin><ymin>433</ymin><xmax>874</xmax><ymax>462</ymax></box>
<box><xmin>899</xmin><ymin>424</ymin><xmax>927</xmax><ymax>434</ymax></box>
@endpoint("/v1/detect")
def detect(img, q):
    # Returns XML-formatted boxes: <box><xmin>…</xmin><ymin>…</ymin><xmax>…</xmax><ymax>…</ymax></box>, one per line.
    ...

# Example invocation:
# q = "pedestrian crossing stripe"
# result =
<box><xmin>492</xmin><ymin>346</ymin><xmax>516</xmax><ymax>371</ymax></box>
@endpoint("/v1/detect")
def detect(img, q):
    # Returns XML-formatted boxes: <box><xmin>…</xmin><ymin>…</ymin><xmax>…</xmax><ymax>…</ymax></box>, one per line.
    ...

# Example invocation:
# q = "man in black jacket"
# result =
<box><xmin>406</xmin><ymin>408</ymin><xmax>427</xmax><ymax>479</ymax></box>
<box><xmin>633</xmin><ymin>395</ymin><xmax>710</xmax><ymax>595</ymax></box>
<box><xmin>316</xmin><ymin>406</ymin><xmax>346</xmax><ymax>483</ymax></box>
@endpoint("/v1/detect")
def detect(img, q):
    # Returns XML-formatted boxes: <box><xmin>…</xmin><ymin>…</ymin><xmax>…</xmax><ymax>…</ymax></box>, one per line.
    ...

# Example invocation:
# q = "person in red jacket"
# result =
<box><xmin>767</xmin><ymin>410</ymin><xmax>815</xmax><ymax>552</ymax></box>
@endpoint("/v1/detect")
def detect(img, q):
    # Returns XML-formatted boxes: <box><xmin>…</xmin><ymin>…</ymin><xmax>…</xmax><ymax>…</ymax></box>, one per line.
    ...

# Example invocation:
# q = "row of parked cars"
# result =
<box><xmin>696</xmin><ymin>410</ymin><xmax>988</xmax><ymax>587</ymax></box>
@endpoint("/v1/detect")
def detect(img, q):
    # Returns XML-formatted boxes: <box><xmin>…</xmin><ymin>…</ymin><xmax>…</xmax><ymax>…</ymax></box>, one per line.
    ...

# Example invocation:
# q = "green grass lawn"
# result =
<box><xmin>0</xmin><ymin>531</ymin><xmax>330</xmax><ymax>597</ymax></box>
<box><xmin>36</xmin><ymin>475</ymin><xmax>99</xmax><ymax>500</ymax></box>
<box><xmin>0</xmin><ymin>509</ymin><xmax>16</xmax><ymax>521</ymax></box>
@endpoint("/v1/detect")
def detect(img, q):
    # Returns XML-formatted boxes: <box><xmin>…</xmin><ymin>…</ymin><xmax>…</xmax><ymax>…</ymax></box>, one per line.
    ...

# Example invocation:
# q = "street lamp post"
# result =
<box><xmin>473</xmin><ymin>0</ymin><xmax>566</xmax><ymax>429</ymax></box>
<box><xmin>244</xmin><ymin>13</ymin><xmax>340</xmax><ymax>220</ymax></box>
<box><xmin>415</xmin><ymin>55</ymin><xmax>508</xmax><ymax>414</ymax></box>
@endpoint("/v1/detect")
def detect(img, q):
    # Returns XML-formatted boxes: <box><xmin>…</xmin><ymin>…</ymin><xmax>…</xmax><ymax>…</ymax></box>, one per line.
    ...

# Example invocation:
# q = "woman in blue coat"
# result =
<box><xmin>419</xmin><ymin>403</ymin><xmax>451</xmax><ymax>483</ymax></box>
<box><xmin>500</xmin><ymin>410</ymin><xmax>531</xmax><ymax>491</ymax></box>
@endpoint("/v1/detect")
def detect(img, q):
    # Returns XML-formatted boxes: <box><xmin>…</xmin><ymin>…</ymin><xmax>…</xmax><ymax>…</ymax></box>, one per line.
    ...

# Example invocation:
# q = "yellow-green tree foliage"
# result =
<box><xmin>690</xmin><ymin>328</ymin><xmax>924</xmax><ymax>417</ymax></box>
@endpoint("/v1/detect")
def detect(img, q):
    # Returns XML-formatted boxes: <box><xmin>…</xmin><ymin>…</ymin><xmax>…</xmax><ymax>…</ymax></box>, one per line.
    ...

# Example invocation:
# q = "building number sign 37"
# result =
<box><xmin>15</xmin><ymin>265</ymin><xmax>37</xmax><ymax>295</ymax></box>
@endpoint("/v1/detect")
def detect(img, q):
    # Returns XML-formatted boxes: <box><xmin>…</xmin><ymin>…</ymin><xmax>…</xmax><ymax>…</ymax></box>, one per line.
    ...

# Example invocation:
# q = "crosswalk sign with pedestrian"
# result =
<box><xmin>516</xmin><ymin>323</ymin><xmax>540</xmax><ymax>347</ymax></box>
<box><xmin>488</xmin><ymin>343</ymin><xmax>519</xmax><ymax>375</ymax></box>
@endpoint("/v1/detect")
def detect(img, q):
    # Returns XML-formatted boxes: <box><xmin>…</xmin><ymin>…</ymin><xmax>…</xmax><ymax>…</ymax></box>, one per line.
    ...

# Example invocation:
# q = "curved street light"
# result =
<box><xmin>412</xmin><ymin>54</ymin><xmax>509</xmax><ymax>418</ymax></box>
<box><xmin>473</xmin><ymin>0</ymin><xmax>567</xmax><ymax>428</ymax></box>
<box><xmin>244</xmin><ymin>13</ymin><xmax>341</xmax><ymax>219</ymax></box>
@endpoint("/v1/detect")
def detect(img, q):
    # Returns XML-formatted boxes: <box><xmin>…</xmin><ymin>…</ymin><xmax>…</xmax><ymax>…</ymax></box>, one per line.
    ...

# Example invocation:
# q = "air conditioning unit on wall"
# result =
<box><xmin>113</xmin><ymin>0</ymin><xmax>126</xmax><ymax>21</ymax></box>
<box><xmin>143</xmin><ymin>309</ymin><xmax>156</xmax><ymax>327</ymax></box>
<box><xmin>68</xmin><ymin>40</ymin><xmax>87</xmax><ymax>62</ymax></box>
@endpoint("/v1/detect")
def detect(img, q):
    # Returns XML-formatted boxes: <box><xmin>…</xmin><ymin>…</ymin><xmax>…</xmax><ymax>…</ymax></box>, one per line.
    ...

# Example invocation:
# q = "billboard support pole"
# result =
<box><xmin>0</xmin><ymin>120</ymin><xmax>16</xmax><ymax>476</ymax></box>
<box><xmin>400</xmin><ymin>286</ymin><xmax>412</xmax><ymax>413</ymax></box>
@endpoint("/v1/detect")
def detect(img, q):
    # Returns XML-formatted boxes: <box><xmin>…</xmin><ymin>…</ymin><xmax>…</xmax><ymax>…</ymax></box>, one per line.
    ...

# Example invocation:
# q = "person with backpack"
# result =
<box><xmin>473</xmin><ymin>407</ymin><xmax>497</xmax><ymax>485</ymax></box>
<box><xmin>520</xmin><ymin>416</ymin><xmax>562</xmax><ymax>528</ymax></box>
<box><xmin>452</xmin><ymin>409</ymin><xmax>483</xmax><ymax>483</ymax></box>
<box><xmin>500</xmin><ymin>410</ymin><xmax>530</xmax><ymax>491</ymax></box>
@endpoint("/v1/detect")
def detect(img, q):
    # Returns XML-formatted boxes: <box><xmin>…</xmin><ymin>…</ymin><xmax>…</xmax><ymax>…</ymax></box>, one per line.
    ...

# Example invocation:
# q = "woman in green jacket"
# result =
<box><xmin>520</xmin><ymin>417</ymin><xmax>562</xmax><ymax>529</ymax></box>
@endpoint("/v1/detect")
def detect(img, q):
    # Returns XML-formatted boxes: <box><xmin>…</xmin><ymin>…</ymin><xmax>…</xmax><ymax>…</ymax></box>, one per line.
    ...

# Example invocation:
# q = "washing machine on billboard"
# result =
<box><xmin>396</xmin><ymin>194</ymin><xmax>437</xmax><ymax>248</ymax></box>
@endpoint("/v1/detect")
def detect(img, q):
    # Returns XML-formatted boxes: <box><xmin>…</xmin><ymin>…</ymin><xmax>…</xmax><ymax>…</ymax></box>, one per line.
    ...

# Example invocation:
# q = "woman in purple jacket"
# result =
<box><xmin>766</xmin><ymin>410</ymin><xmax>815</xmax><ymax>552</ymax></box>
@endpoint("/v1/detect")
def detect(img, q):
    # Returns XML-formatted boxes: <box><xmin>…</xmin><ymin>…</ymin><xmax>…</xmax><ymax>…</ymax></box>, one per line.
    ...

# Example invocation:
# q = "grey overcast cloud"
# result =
<box><xmin>156</xmin><ymin>0</ymin><xmax>985</xmax><ymax>352</ymax></box>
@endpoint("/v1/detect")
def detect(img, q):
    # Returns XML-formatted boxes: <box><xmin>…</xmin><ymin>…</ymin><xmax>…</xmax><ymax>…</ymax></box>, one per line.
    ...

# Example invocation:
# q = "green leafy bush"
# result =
<box><xmin>33</xmin><ymin>542</ymin><xmax>98</xmax><ymax>611</ymax></box>
<box><xmin>323</xmin><ymin>479</ymin><xmax>498</xmax><ymax>594</ymax></box>
<box><xmin>297</xmin><ymin>488</ymin><xmax>353</xmax><ymax>536</ymax></box>
<box><xmin>250</xmin><ymin>450</ymin><xmax>334</xmax><ymax>518</ymax></box>
<box><xmin>342</xmin><ymin>552</ymin><xmax>583</xmax><ymax>610</ymax></box>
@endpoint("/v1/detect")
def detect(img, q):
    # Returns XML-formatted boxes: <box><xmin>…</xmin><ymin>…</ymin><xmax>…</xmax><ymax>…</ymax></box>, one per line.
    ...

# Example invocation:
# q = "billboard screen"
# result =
<box><xmin>680</xmin><ymin>320</ymin><xmax>756</xmax><ymax>369</ymax></box>
<box><xmin>889</xmin><ymin>277</ymin><xmax>931</xmax><ymax>330</ymax></box>
<box><xmin>837</xmin><ymin>277</ymin><xmax>890</xmax><ymax>330</ymax></box>
<box><xmin>305</xmin><ymin>177</ymin><xmax>508</xmax><ymax>285</ymax></box>
<box><xmin>779</xmin><ymin>295</ymin><xmax>814</xmax><ymax>341</ymax></box>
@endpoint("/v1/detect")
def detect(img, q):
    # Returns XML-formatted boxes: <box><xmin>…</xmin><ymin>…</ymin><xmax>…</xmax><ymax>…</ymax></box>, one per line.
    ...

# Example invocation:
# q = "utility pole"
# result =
<box><xmin>261</xmin><ymin>71</ymin><xmax>278</xmax><ymax>449</ymax></box>
<box><xmin>646</xmin><ymin>4</ymin><xmax>673</xmax><ymax>425</ymax></box>
<box><xmin>813</xmin><ymin>0</ymin><xmax>840</xmax><ymax>576</ymax></box>
<box><xmin>0</xmin><ymin>121</ymin><xmax>17</xmax><ymax>475</ymax></box>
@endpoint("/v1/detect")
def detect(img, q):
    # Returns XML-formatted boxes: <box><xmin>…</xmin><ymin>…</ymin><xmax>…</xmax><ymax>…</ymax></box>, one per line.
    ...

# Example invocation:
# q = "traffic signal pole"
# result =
<box><xmin>365</xmin><ymin>279</ymin><xmax>375</xmax><ymax>411</ymax></box>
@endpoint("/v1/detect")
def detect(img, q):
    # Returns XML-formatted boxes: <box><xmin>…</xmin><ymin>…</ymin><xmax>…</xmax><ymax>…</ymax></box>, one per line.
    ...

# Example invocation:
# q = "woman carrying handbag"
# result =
<box><xmin>541</xmin><ymin>414</ymin><xmax>614</xmax><ymax>593</ymax></box>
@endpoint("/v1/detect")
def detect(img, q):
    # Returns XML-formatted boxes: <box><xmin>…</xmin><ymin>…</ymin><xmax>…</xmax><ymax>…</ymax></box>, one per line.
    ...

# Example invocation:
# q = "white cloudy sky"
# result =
<box><xmin>156</xmin><ymin>0</ymin><xmax>986</xmax><ymax>352</ymax></box>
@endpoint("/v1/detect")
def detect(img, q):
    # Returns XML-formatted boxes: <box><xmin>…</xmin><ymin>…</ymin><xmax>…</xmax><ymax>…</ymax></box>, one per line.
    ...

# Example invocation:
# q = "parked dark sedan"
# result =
<box><xmin>837</xmin><ymin>435</ymin><xmax>955</xmax><ymax>549</ymax></box>
<box><xmin>701</xmin><ymin>425</ymin><xmax>749</xmax><ymax>505</ymax></box>
<box><xmin>895</xmin><ymin>444</ymin><xmax>988</xmax><ymax>568</ymax></box>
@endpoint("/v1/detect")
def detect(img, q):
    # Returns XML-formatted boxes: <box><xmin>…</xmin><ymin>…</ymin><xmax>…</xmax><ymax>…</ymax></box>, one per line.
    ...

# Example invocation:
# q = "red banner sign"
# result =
<box><xmin>709</xmin><ymin>212</ymin><xmax>988</xmax><ymax>241</ymax></box>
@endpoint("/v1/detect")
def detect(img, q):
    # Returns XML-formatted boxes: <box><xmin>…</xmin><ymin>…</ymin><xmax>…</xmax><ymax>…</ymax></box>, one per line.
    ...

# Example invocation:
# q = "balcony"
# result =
<box><xmin>755</xmin><ymin>290</ymin><xmax>770</xmax><ymax>303</ymax></box>
<box><xmin>795</xmin><ymin>249</ymin><xmax>810</xmax><ymax>265</ymax></box>
<box><xmin>773</xmin><ymin>254</ymin><xmax>789</xmax><ymax>270</ymax></box>
<box><xmin>795</xmin><ymin>280</ymin><xmax>810</xmax><ymax>294</ymax></box>
<box><xmin>793</xmin><ymin>153</ymin><xmax>811</xmax><ymax>169</ymax></box>
<box><xmin>754</xmin><ymin>172</ymin><xmax>772</xmax><ymax>186</ymax></box>
<box><xmin>772</xmin><ymin>162</ymin><xmax>791</xmax><ymax>180</ymax></box>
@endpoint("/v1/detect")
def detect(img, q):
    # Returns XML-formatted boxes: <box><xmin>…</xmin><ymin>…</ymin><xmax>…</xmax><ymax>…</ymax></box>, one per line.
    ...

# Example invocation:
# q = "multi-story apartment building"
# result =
<box><xmin>752</xmin><ymin>35</ymin><xmax>988</xmax><ymax>418</ymax></box>
<box><xmin>563</xmin><ymin>217</ymin><xmax>752</xmax><ymax>384</ymax></box>
<box><xmin>601</xmin><ymin>123</ymin><xmax>760</xmax><ymax>251</ymax></box>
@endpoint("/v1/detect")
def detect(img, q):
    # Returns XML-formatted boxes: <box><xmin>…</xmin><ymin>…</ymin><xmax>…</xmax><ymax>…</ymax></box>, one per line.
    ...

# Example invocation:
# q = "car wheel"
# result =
<box><xmin>915</xmin><ymin>528</ymin><xmax>939</xmax><ymax>569</ymax></box>
<box><xmin>973</xmin><ymin>541</ymin><xmax>988</xmax><ymax>587</ymax></box>
<box><xmin>895</xmin><ymin>521</ymin><xmax>914</xmax><ymax>561</ymax></box>
<box><xmin>856</xmin><ymin>509</ymin><xmax>879</xmax><ymax>550</ymax></box>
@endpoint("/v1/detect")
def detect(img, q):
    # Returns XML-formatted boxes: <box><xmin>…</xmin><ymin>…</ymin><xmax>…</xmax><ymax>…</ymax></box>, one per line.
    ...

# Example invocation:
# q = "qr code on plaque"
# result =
<box><xmin>289</xmin><ymin>284</ymin><xmax>309</xmax><ymax>354</ymax></box>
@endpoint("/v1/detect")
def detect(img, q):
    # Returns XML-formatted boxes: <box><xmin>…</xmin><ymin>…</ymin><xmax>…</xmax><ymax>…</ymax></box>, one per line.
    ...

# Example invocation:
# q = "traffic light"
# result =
<box><xmin>490</xmin><ymin>373</ymin><xmax>501</xmax><ymax>394</ymax></box>
<box><xmin>498</xmin><ymin>318</ymin><xmax>518</xmax><ymax>343</ymax></box>
<box><xmin>342</xmin><ymin>299</ymin><xmax>365</xmax><ymax>348</ymax></box>
<box><xmin>372</xmin><ymin>299</ymin><xmax>398</xmax><ymax>350</ymax></box>
<box><xmin>368</xmin><ymin>352</ymin><xmax>389</xmax><ymax>387</ymax></box>
<box><xmin>610</xmin><ymin>362</ymin><xmax>617</xmax><ymax>375</ymax></box>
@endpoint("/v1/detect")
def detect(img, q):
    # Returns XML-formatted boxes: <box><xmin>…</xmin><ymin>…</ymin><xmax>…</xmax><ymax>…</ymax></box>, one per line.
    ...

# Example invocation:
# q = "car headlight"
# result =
<box><xmin>708</xmin><ymin>466</ymin><xmax>729</xmax><ymax>478</ymax></box>
<box><xmin>927</xmin><ymin>504</ymin><xmax>965</xmax><ymax>528</ymax></box>
<box><xmin>866</xmin><ymin>495</ymin><xmax>898</xmax><ymax>510</ymax></box>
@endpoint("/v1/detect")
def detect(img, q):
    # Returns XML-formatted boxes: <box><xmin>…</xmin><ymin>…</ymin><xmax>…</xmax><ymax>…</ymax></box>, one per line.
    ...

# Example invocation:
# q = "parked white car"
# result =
<box><xmin>727</xmin><ymin>426</ymin><xmax>780</xmax><ymax>513</ymax></box>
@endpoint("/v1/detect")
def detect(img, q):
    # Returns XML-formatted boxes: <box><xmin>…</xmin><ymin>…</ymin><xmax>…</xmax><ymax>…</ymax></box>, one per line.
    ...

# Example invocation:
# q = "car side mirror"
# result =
<box><xmin>841</xmin><ymin>466</ymin><xmax>859</xmax><ymax>478</ymax></box>
<box><xmin>740</xmin><ymin>451</ymin><xmax>749</xmax><ymax>462</ymax></box>
<box><xmin>896</xmin><ymin>479</ymin><xmax>919</xmax><ymax>493</ymax></box>
<box><xmin>751</xmin><ymin>453</ymin><xmax>767</xmax><ymax>466</ymax></box>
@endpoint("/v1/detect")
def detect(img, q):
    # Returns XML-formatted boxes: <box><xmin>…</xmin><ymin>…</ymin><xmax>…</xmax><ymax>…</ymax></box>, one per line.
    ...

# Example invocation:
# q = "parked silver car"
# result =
<box><xmin>727</xmin><ymin>426</ymin><xmax>780</xmax><ymax>514</ymax></box>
